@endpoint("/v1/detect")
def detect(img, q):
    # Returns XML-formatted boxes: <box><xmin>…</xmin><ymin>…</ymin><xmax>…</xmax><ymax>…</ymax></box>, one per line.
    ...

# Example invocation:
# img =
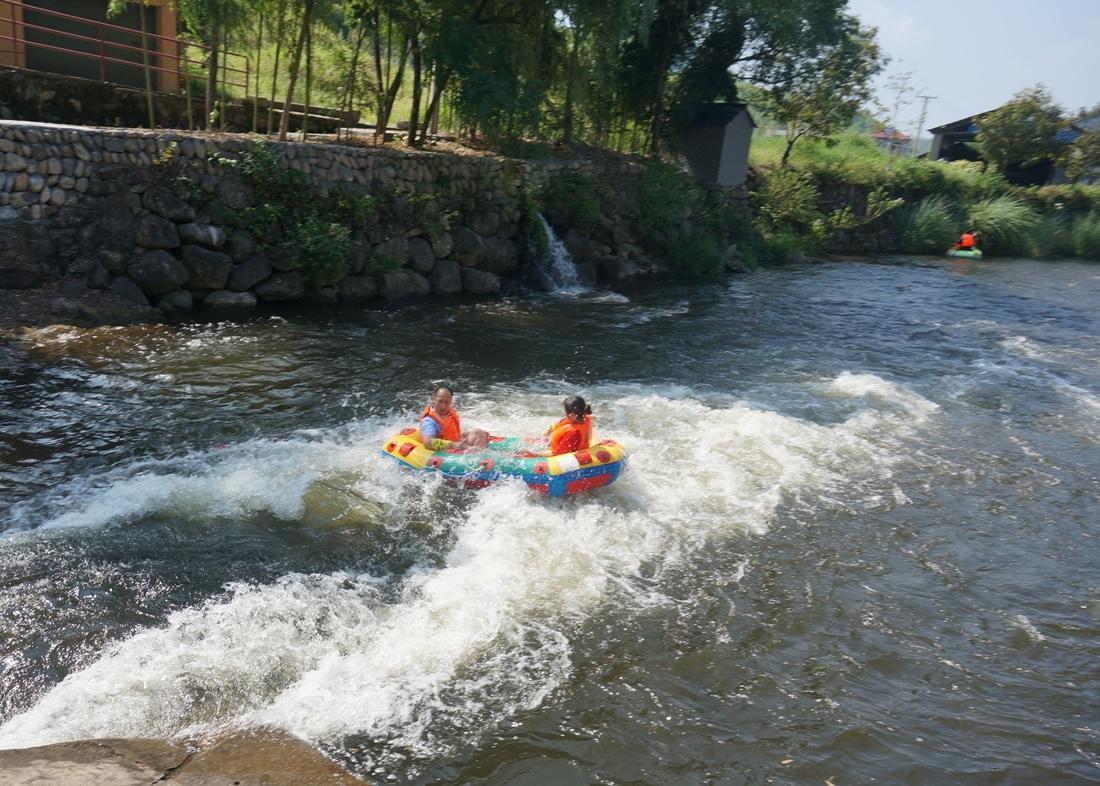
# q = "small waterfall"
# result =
<box><xmin>537</xmin><ymin>214</ymin><xmax>583</xmax><ymax>291</ymax></box>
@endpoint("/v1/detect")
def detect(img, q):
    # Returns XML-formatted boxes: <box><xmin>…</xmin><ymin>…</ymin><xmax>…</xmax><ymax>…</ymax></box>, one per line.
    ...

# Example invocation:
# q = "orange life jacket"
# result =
<box><xmin>420</xmin><ymin>405</ymin><xmax>461</xmax><ymax>442</ymax></box>
<box><xmin>959</xmin><ymin>233</ymin><xmax>975</xmax><ymax>248</ymax></box>
<box><xmin>548</xmin><ymin>414</ymin><xmax>592</xmax><ymax>456</ymax></box>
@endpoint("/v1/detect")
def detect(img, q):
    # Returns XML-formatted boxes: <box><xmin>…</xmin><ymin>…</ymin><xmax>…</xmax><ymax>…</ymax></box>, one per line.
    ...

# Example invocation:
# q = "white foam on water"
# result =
<box><xmin>0</xmin><ymin>374</ymin><xmax>936</xmax><ymax>759</ymax></box>
<box><xmin>1011</xmin><ymin>614</ymin><xmax>1046</xmax><ymax>643</ymax></box>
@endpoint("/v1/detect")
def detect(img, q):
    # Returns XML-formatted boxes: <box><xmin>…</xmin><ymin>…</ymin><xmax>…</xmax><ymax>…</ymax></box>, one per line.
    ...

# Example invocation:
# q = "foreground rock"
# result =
<box><xmin>0</xmin><ymin>728</ymin><xmax>369</xmax><ymax>786</ymax></box>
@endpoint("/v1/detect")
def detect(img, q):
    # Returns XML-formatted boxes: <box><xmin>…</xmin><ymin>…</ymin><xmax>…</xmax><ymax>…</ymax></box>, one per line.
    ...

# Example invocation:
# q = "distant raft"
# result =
<box><xmin>946</xmin><ymin>248</ymin><xmax>983</xmax><ymax>259</ymax></box>
<box><xmin>381</xmin><ymin>429</ymin><xmax>628</xmax><ymax>496</ymax></box>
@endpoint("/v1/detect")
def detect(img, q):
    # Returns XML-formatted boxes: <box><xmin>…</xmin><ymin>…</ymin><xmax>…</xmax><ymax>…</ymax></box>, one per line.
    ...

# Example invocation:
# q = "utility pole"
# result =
<box><xmin>912</xmin><ymin>94</ymin><xmax>936</xmax><ymax>157</ymax></box>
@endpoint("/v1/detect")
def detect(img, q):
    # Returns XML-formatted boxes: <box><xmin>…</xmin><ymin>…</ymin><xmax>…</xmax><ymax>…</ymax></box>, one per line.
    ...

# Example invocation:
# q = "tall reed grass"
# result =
<box><xmin>966</xmin><ymin>196</ymin><xmax>1038</xmax><ymax>257</ymax></box>
<box><xmin>1068</xmin><ymin>212</ymin><xmax>1100</xmax><ymax>260</ymax></box>
<box><xmin>896</xmin><ymin>196</ymin><xmax>958</xmax><ymax>253</ymax></box>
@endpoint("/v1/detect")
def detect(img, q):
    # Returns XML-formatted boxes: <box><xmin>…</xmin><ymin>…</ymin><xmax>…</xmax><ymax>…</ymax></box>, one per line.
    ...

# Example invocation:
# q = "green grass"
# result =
<box><xmin>750</xmin><ymin>133</ymin><xmax>1008</xmax><ymax>202</ymax></box>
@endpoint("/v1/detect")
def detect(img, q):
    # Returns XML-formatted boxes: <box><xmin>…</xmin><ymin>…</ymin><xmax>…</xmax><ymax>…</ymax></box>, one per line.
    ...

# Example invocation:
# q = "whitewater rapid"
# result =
<box><xmin>0</xmin><ymin>378</ymin><xmax>936</xmax><ymax>760</ymax></box>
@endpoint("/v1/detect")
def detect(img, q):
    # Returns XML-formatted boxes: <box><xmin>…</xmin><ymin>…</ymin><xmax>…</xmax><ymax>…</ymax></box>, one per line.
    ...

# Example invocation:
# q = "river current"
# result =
<box><xmin>1</xmin><ymin>258</ymin><xmax>1098</xmax><ymax>784</ymax></box>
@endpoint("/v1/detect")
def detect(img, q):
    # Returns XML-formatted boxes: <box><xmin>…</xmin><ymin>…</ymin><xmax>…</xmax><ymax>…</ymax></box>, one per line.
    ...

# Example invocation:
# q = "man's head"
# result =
<box><xmin>432</xmin><ymin>386</ymin><xmax>455</xmax><ymax>416</ymax></box>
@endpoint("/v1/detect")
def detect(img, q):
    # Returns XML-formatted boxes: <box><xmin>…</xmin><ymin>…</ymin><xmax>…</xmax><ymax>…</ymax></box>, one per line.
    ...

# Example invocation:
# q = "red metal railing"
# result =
<box><xmin>0</xmin><ymin>0</ymin><xmax>249</xmax><ymax>103</ymax></box>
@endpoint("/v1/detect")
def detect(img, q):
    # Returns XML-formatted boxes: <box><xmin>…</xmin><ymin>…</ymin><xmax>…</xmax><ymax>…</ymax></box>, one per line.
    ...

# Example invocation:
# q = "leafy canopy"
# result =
<box><xmin>975</xmin><ymin>86</ymin><xmax>1065</xmax><ymax>173</ymax></box>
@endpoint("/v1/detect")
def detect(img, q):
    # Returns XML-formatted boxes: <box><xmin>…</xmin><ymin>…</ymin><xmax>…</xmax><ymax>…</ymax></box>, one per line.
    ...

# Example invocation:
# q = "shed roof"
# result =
<box><xmin>690</xmin><ymin>102</ymin><xmax>756</xmax><ymax>127</ymax></box>
<box><xmin>928</xmin><ymin>111</ymin><xmax>993</xmax><ymax>135</ymax></box>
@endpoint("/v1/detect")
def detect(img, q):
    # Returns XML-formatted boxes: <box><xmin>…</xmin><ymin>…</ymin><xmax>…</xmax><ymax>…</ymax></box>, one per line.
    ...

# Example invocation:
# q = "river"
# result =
<box><xmin>1</xmin><ymin>257</ymin><xmax>1098</xmax><ymax>784</ymax></box>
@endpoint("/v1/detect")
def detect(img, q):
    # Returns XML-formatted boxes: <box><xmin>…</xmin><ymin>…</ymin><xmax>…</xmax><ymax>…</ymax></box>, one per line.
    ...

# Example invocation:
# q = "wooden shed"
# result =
<box><xmin>677</xmin><ymin>102</ymin><xmax>756</xmax><ymax>187</ymax></box>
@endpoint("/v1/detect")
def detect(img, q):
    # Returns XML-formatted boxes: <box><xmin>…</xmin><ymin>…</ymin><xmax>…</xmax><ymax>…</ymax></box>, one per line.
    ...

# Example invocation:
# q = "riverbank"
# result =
<box><xmin>1</xmin><ymin>119</ymin><xmax>748</xmax><ymax>328</ymax></box>
<box><xmin>0</xmin><ymin>728</ymin><xmax>367</xmax><ymax>785</ymax></box>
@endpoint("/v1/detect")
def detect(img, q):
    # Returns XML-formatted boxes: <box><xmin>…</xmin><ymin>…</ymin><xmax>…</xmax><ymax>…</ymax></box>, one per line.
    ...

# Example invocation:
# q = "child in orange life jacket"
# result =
<box><xmin>541</xmin><ymin>395</ymin><xmax>593</xmax><ymax>456</ymax></box>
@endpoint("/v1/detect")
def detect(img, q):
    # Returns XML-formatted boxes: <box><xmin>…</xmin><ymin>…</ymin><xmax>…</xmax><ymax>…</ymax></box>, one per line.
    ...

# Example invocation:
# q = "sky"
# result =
<box><xmin>847</xmin><ymin>0</ymin><xmax>1100</xmax><ymax>136</ymax></box>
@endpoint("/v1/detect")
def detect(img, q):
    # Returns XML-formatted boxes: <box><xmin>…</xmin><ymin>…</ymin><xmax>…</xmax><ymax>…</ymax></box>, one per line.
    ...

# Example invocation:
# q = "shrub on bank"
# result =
<box><xmin>1069</xmin><ymin>212</ymin><xmax>1100</xmax><ymax>259</ymax></box>
<box><xmin>1028</xmin><ymin>213</ymin><xmax>1068</xmax><ymax>259</ymax></box>
<box><xmin>966</xmin><ymin>196</ymin><xmax>1038</xmax><ymax>257</ymax></box>
<box><xmin>896</xmin><ymin>196</ymin><xmax>959</xmax><ymax>254</ymax></box>
<box><xmin>541</xmin><ymin>171</ymin><xmax>602</xmax><ymax>235</ymax></box>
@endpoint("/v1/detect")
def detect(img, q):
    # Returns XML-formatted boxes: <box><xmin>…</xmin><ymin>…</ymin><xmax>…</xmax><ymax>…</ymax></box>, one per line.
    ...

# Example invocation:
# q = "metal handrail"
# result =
<box><xmin>0</xmin><ymin>0</ymin><xmax>250</xmax><ymax>97</ymax></box>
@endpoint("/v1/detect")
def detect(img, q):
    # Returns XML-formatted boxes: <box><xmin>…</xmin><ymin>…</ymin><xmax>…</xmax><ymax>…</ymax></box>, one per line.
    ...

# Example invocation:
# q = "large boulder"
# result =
<box><xmin>338</xmin><ymin>275</ymin><xmax>378</xmax><ymax>301</ymax></box>
<box><xmin>135</xmin><ymin>215</ymin><xmax>180</xmax><ymax>249</ymax></box>
<box><xmin>181</xmin><ymin>245</ymin><xmax>233</xmax><ymax>291</ymax></box>
<box><xmin>178</xmin><ymin>223</ymin><xmax>226</xmax><ymax>249</ymax></box>
<box><xmin>373</xmin><ymin>236</ymin><xmax>409</xmax><ymax>268</ymax></box>
<box><xmin>469</xmin><ymin>210</ymin><xmax>501</xmax><ymax>237</ymax></box>
<box><xmin>108</xmin><ymin>276</ymin><xmax>150</xmax><ymax>306</ymax></box>
<box><xmin>426</xmin><ymin>231</ymin><xmax>448</xmax><ymax>259</ymax></box>
<box><xmin>481</xmin><ymin>237</ymin><xmax>519</xmax><ymax>276</ymax></box>
<box><xmin>255</xmin><ymin>270</ymin><xmax>306</xmax><ymax>301</ymax></box>
<box><xmin>127</xmin><ymin>249</ymin><xmax>189</xmax><ymax>295</ymax></box>
<box><xmin>216</xmin><ymin>176</ymin><xmax>254</xmax><ymax>210</ymax></box>
<box><xmin>0</xmin><ymin>221</ymin><xmax>54</xmax><ymax>288</ymax></box>
<box><xmin>205</xmin><ymin>289</ymin><xmax>258</xmax><ymax>308</ymax></box>
<box><xmin>380</xmin><ymin>268</ymin><xmax>430</xmax><ymax>300</ymax></box>
<box><xmin>228</xmin><ymin>255</ymin><xmax>272</xmax><ymax>291</ymax></box>
<box><xmin>451</xmin><ymin>226</ymin><xmax>484</xmax><ymax>266</ymax></box>
<box><xmin>407</xmin><ymin>236</ymin><xmax>435</xmax><ymax>274</ymax></box>
<box><xmin>460</xmin><ymin>267</ymin><xmax>500</xmax><ymax>295</ymax></box>
<box><xmin>430</xmin><ymin>259</ymin><xmax>462</xmax><ymax>295</ymax></box>
<box><xmin>143</xmin><ymin>186</ymin><xmax>195</xmax><ymax>222</ymax></box>
<box><xmin>564</xmin><ymin>229</ymin><xmax>597</xmax><ymax>262</ymax></box>
<box><xmin>158</xmin><ymin>289</ymin><xmax>194</xmax><ymax>311</ymax></box>
<box><xmin>226</xmin><ymin>229</ymin><xmax>257</xmax><ymax>261</ymax></box>
<box><xmin>85</xmin><ymin>193</ymin><xmax>135</xmax><ymax>254</ymax></box>
<box><xmin>430</xmin><ymin>231</ymin><xmax>453</xmax><ymax>260</ymax></box>
<box><xmin>594</xmin><ymin>254</ymin><xmax>638</xmax><ymax>281</ymax></box>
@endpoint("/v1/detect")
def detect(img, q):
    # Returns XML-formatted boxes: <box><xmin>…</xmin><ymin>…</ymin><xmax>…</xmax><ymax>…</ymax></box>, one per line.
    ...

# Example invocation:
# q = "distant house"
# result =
<box><xmin>928</xmin><ymin>112</ymin><xmax>991</xmax><ymax>162</ymax></box>
<box><xmin>1</xmin><ymin>0</ymin><xmax>180</xmax><ymax>92</ymax></box>
<box><xmin>677</xmin><ymin>102</ymin><xmax>756</xmax><ymax>187</ymax></box>
<box><xmin>1053</xmin><ymin>109</ymin><xmax>1100</xmax><ymax>185</ymax></box>
<box><xmin>870</xmin><ymin>126</ymin><xmax>911</xmax><ymax>155</ymax></box>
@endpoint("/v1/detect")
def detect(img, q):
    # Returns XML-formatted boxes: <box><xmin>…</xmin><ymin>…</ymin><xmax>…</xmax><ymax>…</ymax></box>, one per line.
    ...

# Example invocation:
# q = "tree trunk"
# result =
<box><xmin>218</xmin><ymin>27</ymin><xmax>228</xmax><ymax>130</ymax></box>
<box><xmin>406</xmin><ymin>31</ymin><xmax>422</xmax><ymax>147</ymax></box>
<box><xmin>341</xmin><ymin>26</ymin><xmax>367</xmax><ymax>142</ymax></box>
<box><xmin>780</xmin><ymin>134</ymin><xmax>798</xmax><ymax>166</ymax></box>
<box><xmin>137</xmin><ymin>1</ymin><xmax>155</xmax><ymax>128</ymax></box>
<box><xmin>268</xmin><ymin>0</ymin><xmax>289</xmax><ymax>134</ymax></box>
<box><xmin>370</xmin><ymin>2</ymin><xmax>385</xmax><ymax>142</ymax></box>
<box><xmin>278</xmin><ymin>0</ymin><xmax>312</xmax><ymax>141</ymax></box>
<box><xmin>376</xmin><ymin>35</ymin><xmax>409</xmax><ymax>143</ymax></box>
<box><xmin>418</xmin><ymin>67</ymin><xmax>449</xmax><ymax>144</ymax></box>
<box><xmin>562</xmin><ymin>23</ymin><xmax>583</xmax><ymax>144</ymax></box>
<box><xmin>301</xmin><ymin>14</ymin><xmax>312</xmax><ymax>140</ymax></box>
<box><xmin>205</xmin><ymin>17</ymin><xmax>219</xmax><ymax>129</ymax></box>
<box><xmin>649</xmin><ymin>43</ymin><xmax>670</xmax><ymax>157</ymax></box>
<box><xmin>252</xmin><ymin>10</ymin><xmax>263</xmax><ymax>133</ymax></box>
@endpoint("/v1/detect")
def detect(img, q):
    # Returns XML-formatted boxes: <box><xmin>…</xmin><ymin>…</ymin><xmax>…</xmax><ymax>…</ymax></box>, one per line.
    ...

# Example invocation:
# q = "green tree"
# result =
<box><xmin>760</xmin><ymin>18</ymin><xmax>885</xmax><ymax>166</ymax></box>
<box><xmin>975</xmin><ymin>86</ymin><xmax>1064</xmax><ymax>174</ymax></box>
<box><xmin>1062</xmin><ymin>129</ymin><xmax>1100</xmax><ymax>184</ymax></box>
<box><xmin>614</xmin><ymin>0</ymin><xmax>854</xmax><ymax>156</ymax></box>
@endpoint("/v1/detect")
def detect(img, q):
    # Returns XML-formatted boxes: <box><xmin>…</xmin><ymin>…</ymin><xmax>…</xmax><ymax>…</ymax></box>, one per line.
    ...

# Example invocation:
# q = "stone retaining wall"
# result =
<box><xmin>0</xmin><ymin>120</ymin><xmax>633</xmax><ymax>316</ymax></box>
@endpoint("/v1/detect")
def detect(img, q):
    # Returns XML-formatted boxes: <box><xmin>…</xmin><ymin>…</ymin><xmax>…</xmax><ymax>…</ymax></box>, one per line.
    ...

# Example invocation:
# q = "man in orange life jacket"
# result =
<box><xmin>954</xmin><ymin>230</ymin><xmax>980</xmax><ymax>250</ymax></box>
<box><xmin>541</xmin><ymin>395</ymin><xmax>593</xmax><ymax>456</ymax></box>
<box><xmin>417</xmin><ymin>385</ymin><xmax>489</xmax><ymax>451</ymax></box>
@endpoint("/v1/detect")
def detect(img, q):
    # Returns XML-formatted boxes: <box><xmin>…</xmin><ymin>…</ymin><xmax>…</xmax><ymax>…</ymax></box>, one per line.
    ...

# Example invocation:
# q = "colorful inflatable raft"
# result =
<box><xmin>381</xmin><ymin>429</ymin><xmax>628</xmax><ymax>496</ymax></box>
<box><xmin>946</xmin><ymin>248</ymin><xmax>983</xmax><ymax>259</ymax></box>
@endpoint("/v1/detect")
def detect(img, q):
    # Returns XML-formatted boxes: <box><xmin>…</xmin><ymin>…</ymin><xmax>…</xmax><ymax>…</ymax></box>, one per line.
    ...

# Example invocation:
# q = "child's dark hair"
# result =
<box><xmin>564</xmin><ymin>395</ymin><xmax>592</xmax><ymax>417</ymax></box>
